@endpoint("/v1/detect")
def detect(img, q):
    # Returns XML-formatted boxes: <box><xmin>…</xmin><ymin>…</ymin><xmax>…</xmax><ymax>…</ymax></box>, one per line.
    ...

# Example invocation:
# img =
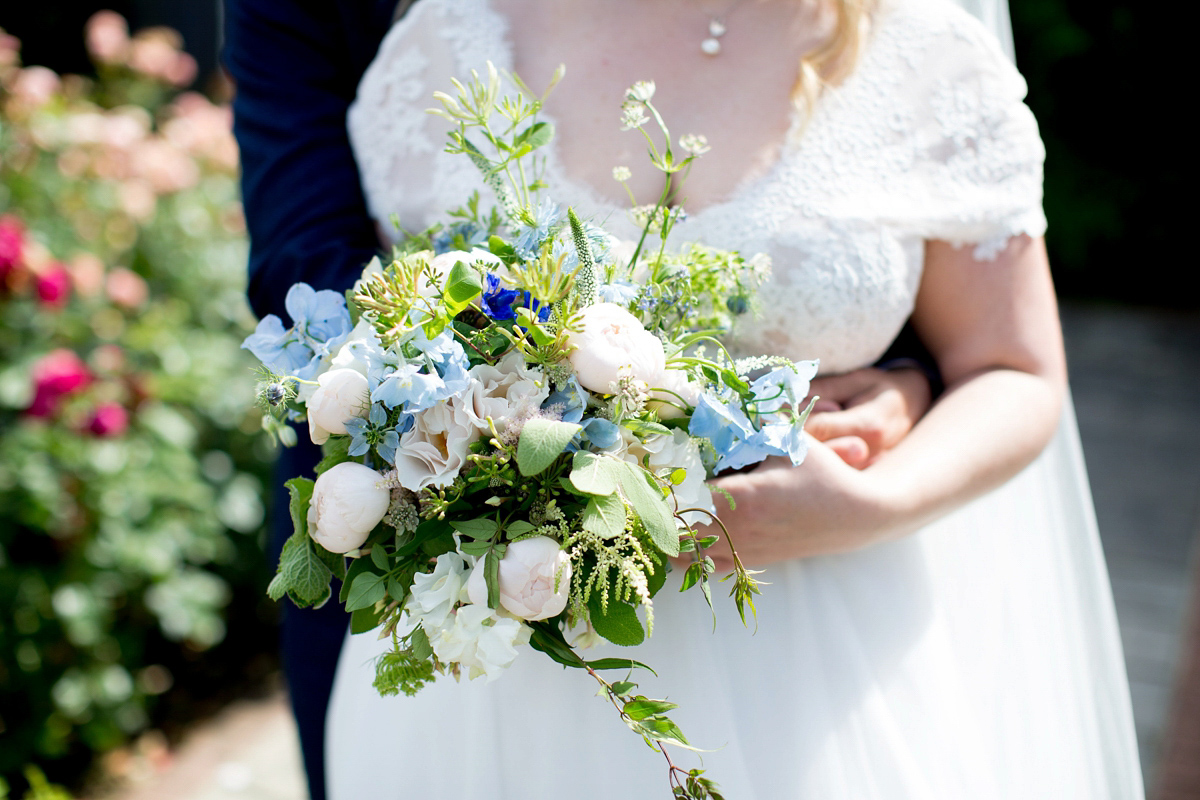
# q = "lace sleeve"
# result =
<box><xmin>900</xmin><ymin>1</ymin><xmax>1047</xmax><ymax>260</ymax></box>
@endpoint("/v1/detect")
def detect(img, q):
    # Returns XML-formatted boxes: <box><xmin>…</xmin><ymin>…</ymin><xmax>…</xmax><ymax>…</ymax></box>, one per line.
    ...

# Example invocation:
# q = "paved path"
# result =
<box><xmin>104</xmin><ymin>301</ymin><xmax>1200</xmax><ymax>800</ymax></box>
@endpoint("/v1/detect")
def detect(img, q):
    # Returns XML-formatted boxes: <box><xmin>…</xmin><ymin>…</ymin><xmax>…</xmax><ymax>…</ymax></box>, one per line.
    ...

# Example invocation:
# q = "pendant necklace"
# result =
<box><xmin>700</xmin><ymin>0</ymin><xmax>747</xmax><ymax>56</ymax></box>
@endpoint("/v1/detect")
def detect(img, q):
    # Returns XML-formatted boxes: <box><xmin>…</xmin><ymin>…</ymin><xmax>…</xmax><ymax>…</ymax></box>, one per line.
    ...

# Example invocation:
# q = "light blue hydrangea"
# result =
<box><xmin>689</xmin><ymin>391</ymin><xmax>809</xmax><ymax>472</ymax></box>
<box><xmin>371</xmin><ymin>330</ymin><xmax>471</xmax><ymax>413</ymax></box>
<box><xmin>749</xmin><ymin>361</ymin><xmax>818</xmax><ymax>415</ymax></box>
<box><xmin>598</xmin><ymin>280</ymin><xmax>641</xmax><ymax>306</ymax></box>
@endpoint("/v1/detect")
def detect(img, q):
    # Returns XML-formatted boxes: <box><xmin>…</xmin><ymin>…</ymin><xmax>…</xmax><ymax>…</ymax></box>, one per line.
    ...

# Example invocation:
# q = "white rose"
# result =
<box><xmin>465</xmin><ymin>351</ymin><xmax>550</xmax><ymax>432</ymax></box>
<box><xmin>648</xmin><ymin>368</ymin><xmax>701</xmax><ymax>420</ymax></box>
<box><xmin>466</xmin><ymin>536</ymin><xmax>572</xmax><ymax>621</ymax></box>
<box><xmin>306</xmin><ymin>462</ymin><xmax>390</xmax><ymax>553</ymax></box>
<box><xmin>392</xmin><ymin>392</ymin><xmax>481</xmax><ymax>491</ymax></box>
<box><xmin>307</xmin><ymin>368</ymin><xmax>370</xmax><ymax>445</ymax></box>
<box><xmin>402</xmin><ymin>552</ymin><xmax>470</xmax><ymax>632</ymax></box>
<box><xmin>429</xmin><ymin>604</ymin><xmax>531</xmax><ymax>682</ymax></box>
<box><xmin>565</xmin><ymin>303</ymin><xmax>666</xmax><ymax>395</ymax></box>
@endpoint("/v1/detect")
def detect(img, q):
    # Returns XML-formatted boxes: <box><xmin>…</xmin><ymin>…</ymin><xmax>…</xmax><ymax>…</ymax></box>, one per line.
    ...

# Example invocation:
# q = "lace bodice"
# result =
<box><xmin>347</xmin><ymin>0</ymin><xmax>1045</xmax><ymax>373</ymax></box>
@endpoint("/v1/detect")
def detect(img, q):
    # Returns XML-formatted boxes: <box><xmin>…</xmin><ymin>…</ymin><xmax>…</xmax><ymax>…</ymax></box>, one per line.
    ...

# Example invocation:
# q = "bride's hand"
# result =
<box><xmin>700</xmin><ymin>441</ymin><xmax>895</xmax><ymax>571</ymax></box>
<box><xmin>803</xmin><ymin>366</ymin><xmax>932</xmax><ymax>469</ymax></box>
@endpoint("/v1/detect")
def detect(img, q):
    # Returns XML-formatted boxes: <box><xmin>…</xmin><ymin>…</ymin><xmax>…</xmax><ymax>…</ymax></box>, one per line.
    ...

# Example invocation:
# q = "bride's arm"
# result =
<box><xmin>707</xmin><ymin>233</ymin><xmax>1066</xmax><ymax>567</ymax></box>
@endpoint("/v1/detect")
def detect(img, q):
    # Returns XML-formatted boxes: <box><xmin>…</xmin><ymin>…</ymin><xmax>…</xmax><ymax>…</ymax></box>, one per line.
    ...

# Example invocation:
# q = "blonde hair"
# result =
<box><xmin>793</xmin><ymin>0</ymin><xmax>877</xmax><ymax>126</ymax></box>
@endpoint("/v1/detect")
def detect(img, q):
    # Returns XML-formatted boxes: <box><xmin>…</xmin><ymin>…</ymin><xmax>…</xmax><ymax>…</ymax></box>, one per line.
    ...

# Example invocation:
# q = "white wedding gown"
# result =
<box><xmin>325</xmin><ymin>0</ymin><xmax>1145</xmax><ymax>797</ymax></box>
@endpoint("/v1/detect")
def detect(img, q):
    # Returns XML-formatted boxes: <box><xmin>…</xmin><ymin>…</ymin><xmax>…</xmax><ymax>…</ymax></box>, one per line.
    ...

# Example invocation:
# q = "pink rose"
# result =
<box><xmin>29</xmin><ymin>350</ymin><xmax>93</xmax><ymax>417</ymax></box>
<box><xmin>36</xmin><ymin>264</ymin><xmax>72</xmax><ymax>308</ymax></box>
<box><xmin>88</xmin><ymin>402</ymin><xmax>129</xmax><ymax>437</ymax></box>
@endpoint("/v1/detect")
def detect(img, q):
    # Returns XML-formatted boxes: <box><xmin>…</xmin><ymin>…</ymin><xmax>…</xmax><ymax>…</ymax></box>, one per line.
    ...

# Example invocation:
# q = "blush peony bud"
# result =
<box><xmin>565</xmin><ymin>303</ymin><xmax>665</xmax><ymax>395</ymax></box>
<box><xmin>307</xmin><ymin>368</ymin><xmax>370</xmax><ymax>445</ymax></box>
<box><xmin>466</xmin><ymin>536</ymin><xmax>572</xmax><ymax>621</ymax></box>
<box><xmin>306</xmin><ymin>462</ymin><xmax>390</xmax><ymax>553</ymax></box>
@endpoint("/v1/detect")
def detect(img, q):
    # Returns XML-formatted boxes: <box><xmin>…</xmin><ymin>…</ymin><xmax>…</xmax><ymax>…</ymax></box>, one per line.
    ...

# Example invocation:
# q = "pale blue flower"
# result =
<box><xmin>749</xmin><ymin>362</ymin><xmax>817</xmax><ymax>415</ymax></box>
<box><xmin>544</xmin><ymin>377</ymin><xmax>591</xmax><ymax>425</ymax></box>
<box><xmin>371</xmin><ymin>330</ymin><xmax>471</xmax><ymax>412</ymax></box>
<box><xmin>513</xmin><ymin>200</ymin><xmax>562</xmax><ymax>259</ymax></box>
<box><xmin>344</xmin><ymin>403</ymin><xmax>403</xmax><ymax>464</ymax></box>
<box><xmin>580</xmin><ymin>417</ymin><xmax>620</xmax><ymax>448</ymax></box>
<box><xmin>241</xmin><ymin>283</ymin><xmax>353</xmax><ymax>378</ymax></box>
<box><xmin>432</xmin><ymin>221</ymin><xmax>488</xmax><ymax>254</ymax></box>
<box><xmin>598</xmin><ymin>280</ymin><xmax>641</xmax><ymax>306</ymax></box>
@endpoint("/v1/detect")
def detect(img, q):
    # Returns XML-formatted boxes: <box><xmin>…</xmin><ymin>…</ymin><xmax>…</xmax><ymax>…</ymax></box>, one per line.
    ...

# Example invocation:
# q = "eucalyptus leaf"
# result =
<box><xmin>516</xmin><ymin>418</ymin><xmax>581</xmax><ymax>476</ymax></box>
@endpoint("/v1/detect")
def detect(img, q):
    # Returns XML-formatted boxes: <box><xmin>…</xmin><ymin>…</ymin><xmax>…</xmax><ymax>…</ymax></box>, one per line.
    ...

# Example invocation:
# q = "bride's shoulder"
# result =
<box><xmin>871</xmin><ymin>0</ymin><xmax>1017</xmax><ymax>76</ymax></box>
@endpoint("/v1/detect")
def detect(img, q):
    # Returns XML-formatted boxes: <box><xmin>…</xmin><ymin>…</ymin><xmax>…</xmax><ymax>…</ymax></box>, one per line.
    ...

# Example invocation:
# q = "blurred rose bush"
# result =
<box><xmin>0</xmin><ymin>14</ymin><xmax>273</xmax><ymax>792</ymax></box>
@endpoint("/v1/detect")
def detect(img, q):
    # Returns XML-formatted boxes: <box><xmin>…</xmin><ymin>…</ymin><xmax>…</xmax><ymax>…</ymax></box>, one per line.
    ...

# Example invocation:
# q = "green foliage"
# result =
<box><xmin>372</xmin><ymin>647</ymin><xmax>436</xmax><ymax>698</ymax></box>
<box><xmin>587</xmin><ymin>595</ymin><xmax>645</xmax><ymax>646</ymax></box>
<box><xmin>0</xmin><ymin>19</ymin><xmax>272</xmax><ymax>790</ymax></box>
<box><xmin>515</xmin><ymin>417</ymin><xmax>581</xmax><ymax>476</ymax></box>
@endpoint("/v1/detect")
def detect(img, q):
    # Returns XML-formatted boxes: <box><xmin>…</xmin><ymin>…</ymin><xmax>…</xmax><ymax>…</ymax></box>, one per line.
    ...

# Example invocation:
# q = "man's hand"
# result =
<box><xmin>803</xmin><ymin>366</ymin><xmax>932</xmax><ymax>469</ymax></box>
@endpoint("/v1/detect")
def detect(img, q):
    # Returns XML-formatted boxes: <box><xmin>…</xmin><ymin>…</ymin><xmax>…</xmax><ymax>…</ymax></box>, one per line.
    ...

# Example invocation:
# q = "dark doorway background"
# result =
<box><xmin>0</xmin><ymin>0</ymin><xmax>1190</xmax><ymax>309</ymax></box>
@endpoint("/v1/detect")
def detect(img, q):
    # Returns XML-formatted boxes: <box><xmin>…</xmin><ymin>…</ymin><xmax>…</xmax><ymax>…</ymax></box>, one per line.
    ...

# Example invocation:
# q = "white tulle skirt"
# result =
<box><xmin>325</xmin><ymin>399</ymin><xmax>1144</xmax><ymax>799</ymax></box>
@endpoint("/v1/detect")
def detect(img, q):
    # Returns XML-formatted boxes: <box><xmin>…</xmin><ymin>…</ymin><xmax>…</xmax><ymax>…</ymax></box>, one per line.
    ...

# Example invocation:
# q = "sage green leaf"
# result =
<box><xmin>516</xmin><ymin>418</ymin><xmax>581</xmax><ymax>476</ymax></box>
<box><xmin>346</xmin><ymin>571</ymin><xmax>388</xmax><ymax>612</ymax></box>
<box><xmin>350</xmin><ymin>604</ymin><xmax>383</xmax><ymax>635</ymax></box>
<box><xmin>516</xmin><ymin>121</ymin><xmax>554</xmax><ymax>151</ymax></box>
<box><xmin>568</xmin><ymin>451</ymin><xmax>619</xmax><ymax>495</ymax></box>
<box><xmin>615</xmin><ymin>462</ymin><xmax>680</xmax><ymax>557</ymax></box>
<box><xmin>285</xmin><ymin>477</ymin><xmax>315</xmax><ymax>540</ymax></box>
<box><xmin>623</xmin><ymin>696</ymin><xmax>679</xmax><ymax>721</ymax></box>
<box><xmin>410</xmin><ymin>625</ymin><xmax>433</xmax><ymax>661</ymax></box>
<box><xmin>484</xmin><ymin>547</ymin><xmax>502</xmax><ymax>609</ymax></box>
<box><xmin>443</xmin><ymin>259</ymin><xmax>482</xmax><ymax>313</ymax></box>
<box><xmin>315</xmin><ymin>437</ymin><xmax>352</xmax><ymax>475</ymax></box>
<box><xmin>582</xmin><ymin>492</ymin><xmax>626</xmax><ymax>538</ymax></box>
<box><xmin>622</xmin><ymin>418</ymin><xmax>672</xmax><ymax>439</ymax></box>
<box><xmin>505</xmin><ymin>520</ymin><xmax>535</xmax><ymax>538</ymax></box>
<box><xmin>587</xmin><ymin>594</ymin><xmax>645</xmax><ymax>646</ymax></box>
<box><xmin>369</xmin><ymin>546</ymin><xmax>389</xmax><ymax>571</ymax></box>
<box><xmin>585</xmin><ymin>658</ymin><xmax>657</xmax><ymax>675</ymax></box>
<box><xmin>451</xmin><ymin>518</ymin><xmax>498</xmax><ymax>540</ymax></box>
<box><xmin>458</xmin><ymin>540</ymin><xmax>493</xmax><ymax>557</ymax></box>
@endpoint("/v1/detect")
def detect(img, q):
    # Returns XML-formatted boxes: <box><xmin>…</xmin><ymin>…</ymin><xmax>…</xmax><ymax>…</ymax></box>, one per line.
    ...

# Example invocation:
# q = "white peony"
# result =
<box><xmin>648</xmin><ymin>368</ymin><xmax>701</xmax><ymax>420</ymax></box>
<box><xmin>465</xmin><ymin>351</ymin><xmax>550</xmax><ymax>433</ymax></box>
<box><xmin>608</xmin><ymin>429</ymin><xmax>715</xmax><ymax>527</ymax></box>
<box><xmin>403</xmin><ymin>552</ymin><xmax>471</xmax><ymax>632</ymax></box>
<box><xmin>565</xmin><ymin>303</ymin><xmax>666</xmax><ymax>395</ymax></box>
<box><xmin>429</xmin><ymin>603</ymin><xmax>531</xmax><ymax>682</ymax></box>
<box><xmin>307</xmin><ymin>368</ymin><xmax>370</xmax><ymax>445</ymax></box>
<box><xmin>306</xmin><ymin>462</ymin><xmax>390</xmax><ymax>553</ymax></box>
<box><xmin>465</xmin><ymin>536</ymin><xmax>572</xmax><ymax>621</ymax></box>
<box><xmin>392</xmin><ymin>392</ymin><xmax>481</xmax><ymax>491</ymax></box>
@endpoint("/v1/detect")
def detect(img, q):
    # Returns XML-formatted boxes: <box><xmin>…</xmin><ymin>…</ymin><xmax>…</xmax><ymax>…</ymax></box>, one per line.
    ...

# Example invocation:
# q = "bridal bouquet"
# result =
<box><xmin>243</xmin><ymin>65</ymin><xmax>815</xmax><ymax>799</ymax></box>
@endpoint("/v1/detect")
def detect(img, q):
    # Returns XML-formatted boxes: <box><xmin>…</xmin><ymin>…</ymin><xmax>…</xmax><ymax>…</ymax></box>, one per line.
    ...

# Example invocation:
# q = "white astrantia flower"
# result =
<box><xmin>607</xmin><ymin>429</ymin><xmax>715</xmax><ymax>527</ymax></box>
<box><xmin>392</xmin><ymin>391</ymin><xmax>481</xmax><ymax>491</ymax></box>
<box><xmin>307</xmin><ymin>368</ymin><xmax>370</xmax><ymax>445</ymax></box>
<box><xmin>565</xmin><ymin>303</ymin><xmax>666</xmax><ymax>395</ymax></box>
<box><xmin>678</xmin><ymin>133</ymin><xmax>710</xmax><ymax>156</ymax></box>
<box><xmin>403</xmin><ymin>552</ymin><xmax>471</xmax><ymax>633</ymax></box>
<box><xmin>625</xmin><ymin>80</ymin><xmax>655</xmax><ymax>104</ymax></box>
<box><xmin>464</xmin><ymin>351</ymin><xmax>549</xmax><ymax>433</ymax></box>
<box><xmin>429</xmin><ymin>604</ymin><xmax>531</xmax><ymax>682</ymax></box>
<box><xmin>465</xmin><ymin>536</ymin><xmax>571</xmax><ymax>621</ymax></box>
<box><xmin>307</xmin><ymin>462</ymin><xmax>391</xmax><ymax>553</ymax></box>
<box><xmin>612</xmin><ymin>166</ymin><xmax>631</xmax><ymax>182</ymax></box>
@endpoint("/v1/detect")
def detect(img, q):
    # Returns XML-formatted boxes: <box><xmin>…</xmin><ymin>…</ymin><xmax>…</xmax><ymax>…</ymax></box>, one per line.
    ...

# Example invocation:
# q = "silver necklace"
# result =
<box><xmin>700</xmin><ymin>0</ymin><xmax>746</xmax><ymax>56</ymax></box>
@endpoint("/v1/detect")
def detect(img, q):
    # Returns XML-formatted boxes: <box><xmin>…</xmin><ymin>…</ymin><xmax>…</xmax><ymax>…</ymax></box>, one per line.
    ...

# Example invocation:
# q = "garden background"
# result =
<box><xmin>0</xmin><ymin>2</ymin><xmax>1196</xmax><ymax>799</ymax></box>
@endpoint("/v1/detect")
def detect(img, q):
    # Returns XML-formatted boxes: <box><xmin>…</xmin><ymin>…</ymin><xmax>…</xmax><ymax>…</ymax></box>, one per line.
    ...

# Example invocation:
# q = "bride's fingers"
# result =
<box><xmin>821</xmin><ymin>435</ymin><xmax>871</xmax><ymax>469</ymax></box>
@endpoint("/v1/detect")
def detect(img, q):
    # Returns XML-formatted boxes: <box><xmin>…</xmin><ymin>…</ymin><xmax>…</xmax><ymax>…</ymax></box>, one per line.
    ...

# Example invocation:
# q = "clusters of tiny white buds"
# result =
<box><xmin>625</xmin><ymin>81</ymin><xmax>656</xmax><ymax>104</ymax></box>
<box><xmin>612</xmin><ymin>166</ymin><xmax>632</xmax><ymax>182</ymax></box>
<box><xmin>678</xmin><ymin>133</ymin><xmax>710</xmax><ymax>156</ymax></box>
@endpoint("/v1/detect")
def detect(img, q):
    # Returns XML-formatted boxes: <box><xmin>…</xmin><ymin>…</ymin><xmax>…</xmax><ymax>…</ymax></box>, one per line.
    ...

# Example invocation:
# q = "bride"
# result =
<box><xmin>321</xmin><ymin>0</ymin><xmax>1144</xmax><ymax>797</ymax></box>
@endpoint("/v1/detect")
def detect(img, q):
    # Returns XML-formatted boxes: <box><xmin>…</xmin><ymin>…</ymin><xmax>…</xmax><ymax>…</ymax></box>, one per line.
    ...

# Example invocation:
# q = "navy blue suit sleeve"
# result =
<box><xmin>223</xmin><ymin>0</ymin><xmax>382</xmax><ymax>322</ymax></box>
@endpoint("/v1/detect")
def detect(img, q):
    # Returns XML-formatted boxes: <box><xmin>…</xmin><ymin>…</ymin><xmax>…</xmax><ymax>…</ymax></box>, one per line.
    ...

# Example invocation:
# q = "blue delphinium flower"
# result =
<box><xmin>580</xmin><ymin>417</ymin><xmax>621</xmax><ymax>448</ymax></box>
<box><xmin>344</xmin><ymin>403</ymin><xmax>404</xmax><ymax>464</ymax></box>
<box><xmin>481</xmin><ymin>273</ymin><xmax>522</xmax><ymax>321</ymax></box>
<box><xmin>544</xmin><ymin>377</ymin><xmax>590</xmax><ymax>424</ymax></box>
<box><xmin>241</xmin><ymin>283</ymin><xmax>353</xmax><ymax>378</ymax></box>
<box><xmin>371</xmin><ymin>330</ymin><xmax>471</xmax><ymax>412</ymax></box>
<box><xmin>749</xmin><ymin>362</ymin><xmax>818</xmax><ymax>415</ymax></box>
<box><xmin>689</xmin><ymin>392</ymin><xmax>759</xmax><ymax>471</ymax></box>
<box><xmin>513</xmin><ymin>199</ymin><xmax>563</xmax><ymax>260</ymax></box>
